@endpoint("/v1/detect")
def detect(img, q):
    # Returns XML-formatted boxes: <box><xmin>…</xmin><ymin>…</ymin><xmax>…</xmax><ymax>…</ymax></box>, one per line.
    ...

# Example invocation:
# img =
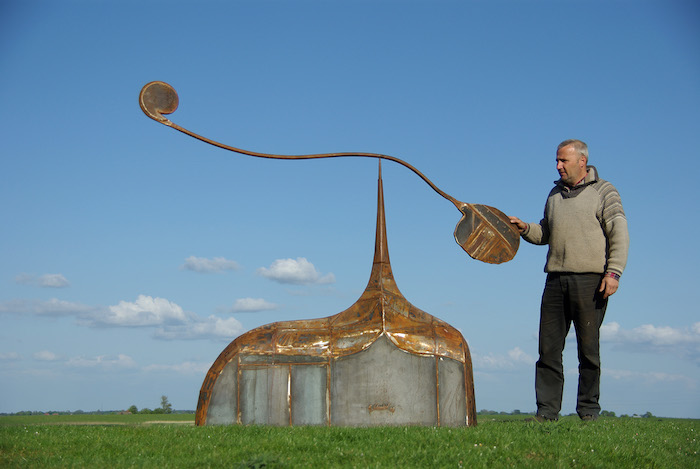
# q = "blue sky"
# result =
<box><xmin>1</xmin><ymin>0</ymin><xmax>698</xmax><ymax>418</ymax></box>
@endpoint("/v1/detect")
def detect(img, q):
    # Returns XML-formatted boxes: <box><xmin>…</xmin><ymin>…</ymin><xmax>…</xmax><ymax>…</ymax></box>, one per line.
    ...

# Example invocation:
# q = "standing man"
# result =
<box><xmin>509</xmin><ymin>139</ymin><xmax>629</xmax><ymax>421</ymax></box>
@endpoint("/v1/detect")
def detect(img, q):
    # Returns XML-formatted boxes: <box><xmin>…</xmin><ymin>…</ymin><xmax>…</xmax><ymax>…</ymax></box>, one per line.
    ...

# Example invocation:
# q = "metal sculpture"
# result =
<box><xmin>139</xmin><ymin>81</ymin><xmax>519</xmax><ymax>264</ymax></box>
<box><xmin>139</xmin><ymin>80</ymin><xmax>517</xmax><ymax>427</ymax></box>
<box><xmin>196</xmin><ymin>163</ymin><xmax>475</xmax><ymax>426</ymax></box>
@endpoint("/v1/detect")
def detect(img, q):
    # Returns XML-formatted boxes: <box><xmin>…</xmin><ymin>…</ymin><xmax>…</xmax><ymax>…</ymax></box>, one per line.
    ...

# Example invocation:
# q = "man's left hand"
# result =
<box><xmin>599</xmin><ymin>276</ymin><xmax>619</xmax><ymax>299</ymax></box>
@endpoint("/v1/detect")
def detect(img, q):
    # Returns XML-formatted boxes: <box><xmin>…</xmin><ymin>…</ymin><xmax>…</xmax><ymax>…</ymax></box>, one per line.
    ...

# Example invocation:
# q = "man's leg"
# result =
<box><xmin>535</xmin><ymin>274</ymin><xmax>571</xmax><ymax>420</ymax></box>
<box><xmin>571</xmin><ymin>274</ymin><xmax>608</xmax><ymax>419</ymax></box>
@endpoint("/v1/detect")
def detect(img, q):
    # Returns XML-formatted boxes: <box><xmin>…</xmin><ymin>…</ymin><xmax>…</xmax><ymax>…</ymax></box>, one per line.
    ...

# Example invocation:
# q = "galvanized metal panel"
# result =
<box><xmin>438</xmin><ymin>357</ymin><xmax>467</xmax><ymax>427</ymax></box>
<box><xmin>205</xmin><ymin>360</ymin><xmax>238</xmax><ymax>425</ymax></box>
<box><xmin>240</xmin><ymin>366</ymin><xmax>289</xmax><ymax>426</ymax></box>
<box><xmin>291</xmin><ymin>365</ymin><xmax>328</xmax><ymax>426</ymax></box>
<box><xmin>330</xmin><ymin>335</ymin><xmax>437</xmax><ymax>426</ymax></box>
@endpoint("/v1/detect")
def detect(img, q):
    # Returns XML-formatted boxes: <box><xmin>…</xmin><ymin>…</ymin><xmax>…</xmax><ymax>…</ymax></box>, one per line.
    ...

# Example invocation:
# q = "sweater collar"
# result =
<box><xmin>555</xmin><ymin>166</ymin><xmax>599</xmax><ymax>190</ymax></box>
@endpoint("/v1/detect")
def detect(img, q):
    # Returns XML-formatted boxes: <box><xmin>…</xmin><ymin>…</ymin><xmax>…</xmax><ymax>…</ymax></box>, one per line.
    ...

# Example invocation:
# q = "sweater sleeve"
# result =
<box><xmin>598</xmin><ymin>182</ymin><xmax>629</xmax><ymax>276</ymax></box>
<box><xmin>522</xmin><ymin>202</ymin><xmax>550</xmax><ymax>246</ymax></box>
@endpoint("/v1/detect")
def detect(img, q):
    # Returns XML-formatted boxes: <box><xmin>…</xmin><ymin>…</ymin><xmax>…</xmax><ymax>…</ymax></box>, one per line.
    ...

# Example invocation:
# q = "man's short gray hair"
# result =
<box><xmin>558</xmin><ymin>139</ymin><xmax>588</xmax><ymax>160</ymax></box>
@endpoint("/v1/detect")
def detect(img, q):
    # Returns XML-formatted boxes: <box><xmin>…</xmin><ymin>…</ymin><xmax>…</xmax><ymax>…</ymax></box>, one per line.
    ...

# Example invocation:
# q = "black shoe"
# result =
<box><xmin>580</xmin><ymin>414</ymin><xmax>598</xmax><ymax>421</ymax></box>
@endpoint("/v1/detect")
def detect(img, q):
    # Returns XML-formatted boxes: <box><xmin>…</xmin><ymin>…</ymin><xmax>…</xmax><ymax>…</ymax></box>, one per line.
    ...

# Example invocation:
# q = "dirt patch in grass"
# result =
<box><xmin>42</xmin><ymin>421</ymin><xmax>127</xmax><ymax>426</ymax></box>
<box><xmin>40</xmin><ymin>420</ymin><xmax>193</xmax><ymax>426</ymax></box>
<box><xmin>141</xmin><ymin>420</ymin><xmax>194</xmax><ymax>425</ymax></box>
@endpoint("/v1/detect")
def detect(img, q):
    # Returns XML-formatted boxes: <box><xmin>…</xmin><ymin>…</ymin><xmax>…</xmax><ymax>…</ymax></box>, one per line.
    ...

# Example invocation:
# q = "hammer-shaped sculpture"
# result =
<box><xmin>139</xmin><ymin>81</ymin><xmax>519</xmax><ymax>264</ymax></box>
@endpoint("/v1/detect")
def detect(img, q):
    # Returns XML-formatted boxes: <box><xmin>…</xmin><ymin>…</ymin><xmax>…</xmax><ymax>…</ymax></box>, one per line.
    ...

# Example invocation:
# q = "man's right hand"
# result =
<box><xmin>509</xmin><ymin>216</ymin><xmax>528</xmax><ymax>234</ymax></box>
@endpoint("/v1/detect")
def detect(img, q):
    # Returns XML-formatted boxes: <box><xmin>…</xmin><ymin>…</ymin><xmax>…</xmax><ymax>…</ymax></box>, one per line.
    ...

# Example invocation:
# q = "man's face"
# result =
<box><xmin>556</xmin><ymin>145</ymin><xmax>587</xmax><ymax>186</ymax></box>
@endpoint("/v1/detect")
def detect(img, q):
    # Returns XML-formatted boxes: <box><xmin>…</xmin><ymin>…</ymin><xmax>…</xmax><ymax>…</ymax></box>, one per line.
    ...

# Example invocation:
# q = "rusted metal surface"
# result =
<box><xmin>139</xmin><ymin>80</ymin><xmax>519</xmax><ymax>264</ymax></box>
<box><xmin>455</xmin><ymin>203</ymin><xmax>520</xmax><ymax>265</ymax></box>
<box><xmin>194</xmin><ymin>166</ymin><xmax>476</xmax><ymax>426</ymax></box>
<box><xmin>368</xmin><ymin>404</ymin><xmax>396</xmax><ymax>413</ymax></box>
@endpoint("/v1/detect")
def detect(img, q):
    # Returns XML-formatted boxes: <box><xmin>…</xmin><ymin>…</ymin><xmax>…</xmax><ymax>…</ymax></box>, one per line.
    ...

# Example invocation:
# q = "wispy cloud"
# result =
<box><xmin>601</xmin><ymin>321</ymin><xmax>700</xmax><ymax>364</ymax></box>
<box><xmin>0</xmin><ymin>295</ymin><xmax>245</xmax><ymax>342</ymax></box>
<box><xmin>257</xmin><ymin>257</ymin><xmax>335</xmax><ymax>285</ymax></box>
<box><xmin>181</xmin><ymin>256</ymin><xmax>240</xmax><ymax>273</ymax></box>
<box><xmin>0</xmin><ymin>352</ymin><xmax>21</xmax><ymax>361</ymax></box>
<box><xmin>0</xmin><ymin>298</ymin><xmax>99</xmax><ymax>317</ymax></box>
<box><xmin>15</xmin><ymin>273</ymin><xmax>70</xmax><ymax>288</ymax></box>
<box><xmin>142</xmin><ymin>361</ymin><xmax>210</xmax><ymax>374</ymax></box>
<box><xmin>33</xmin><ymin>350</ymin><xmax>60</xmax><ymax>361</ymax></box>
<box><xmin>154</xmin><ymin>315</ymin><xmax>244</xmax><ymax>340</ymax></box>
<box><xmin>472</xmin><ymin>347</ymin><xmax>535</xmax><ymax>371</ymax></box>
<box><xmin>230</xmin><ymin>297</ymin><xmax>279</xmax><ymax>313</ymax></box>
<box><xmin>66</xmin><ymin>354</ymin><xmax>137</xmax><ymax>370</ymax></box>
<box><xmin>603</xmin><ymin>368</ymin><xmax>696</xmax><ymax>388</ymax></box>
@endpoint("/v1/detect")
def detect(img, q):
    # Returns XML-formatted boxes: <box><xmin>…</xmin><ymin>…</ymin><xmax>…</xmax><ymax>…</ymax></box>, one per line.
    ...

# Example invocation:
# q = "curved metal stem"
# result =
<box><xmin>140</xmin><ymin>81</ymin><xmax>461</xmax><ymax>208</ymax></box>
<box><xmin>171</xmin><ymin>120</ymin><xmax>461</xmax><ymax>207</ymax></box>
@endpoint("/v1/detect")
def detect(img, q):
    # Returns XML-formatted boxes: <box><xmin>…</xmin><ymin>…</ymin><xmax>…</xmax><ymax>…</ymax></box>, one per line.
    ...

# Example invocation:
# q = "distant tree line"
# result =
<box><xmin>478</xmin><ymin>409</ymin><xmax>536</xmax><ymax>416</ymax></box>
<box><xmin>1</xmin><ymin>395</ymin><xmax>196</xmax><ymax>416</ymax></box>
<box><xmin>478</xmin><ymin>409</ymin><xmax>657</xmax><ymax>418</ymax></box>
<box><xmin>127</xmin><ymin>396</ymin><xmax>173</xmax><ymax>415</ymax></box>
<box><xmin>2</xmin><ymin>402</ymin><xmax>658</xmax><ymax>418</ymax></box>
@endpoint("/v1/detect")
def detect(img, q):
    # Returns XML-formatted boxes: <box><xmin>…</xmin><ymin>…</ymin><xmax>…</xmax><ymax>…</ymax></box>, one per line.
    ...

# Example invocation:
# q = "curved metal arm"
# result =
<box><xmin>140</xmin><ymin>81</ymin><xmax>460</xmax><ymax>207</ymax></box>
<box><xmin>139</xmin><ymin>81</ymin><xmax>519</xmax><ymax>264</ymax></box>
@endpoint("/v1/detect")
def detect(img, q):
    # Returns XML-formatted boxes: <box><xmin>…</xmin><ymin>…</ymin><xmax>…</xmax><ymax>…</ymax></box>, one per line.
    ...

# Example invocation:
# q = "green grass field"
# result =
<box><xmin>0</xmin><ymin>414</ymin><xmax>697</xmax><ymax>468</ymax></box>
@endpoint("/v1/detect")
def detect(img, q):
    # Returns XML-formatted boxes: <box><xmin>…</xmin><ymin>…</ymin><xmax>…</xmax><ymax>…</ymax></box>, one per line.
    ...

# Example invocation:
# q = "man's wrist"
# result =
<box><xmin>605</xmin><ymin>272</ymin><xmax>620</xmax><ymax>281</ymax></box>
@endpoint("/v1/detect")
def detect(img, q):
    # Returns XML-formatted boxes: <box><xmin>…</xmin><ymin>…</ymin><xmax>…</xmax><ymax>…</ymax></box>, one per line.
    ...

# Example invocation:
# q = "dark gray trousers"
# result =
<box><xmin>535</xmin><ymin>273</ymin><xmax>608</xmax><ymax>420</ymax></box>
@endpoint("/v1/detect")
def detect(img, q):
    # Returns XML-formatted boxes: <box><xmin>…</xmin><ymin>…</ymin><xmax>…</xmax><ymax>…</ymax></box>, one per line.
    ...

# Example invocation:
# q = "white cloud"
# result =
<box><xmin>38</xmin><ymin>274</ymin><xmax>70</xmax><ymax>288</ymax></box>
<box><xmin>0</xmin><ymin>352</ymin><xmax>21</xmax><ymax>361</ymax></box>
<box><xmin>95</xmin><ymin>295</ymin><xmax>191</xmax><ymax>327</ymax></box>
<box><xmin>473</xmin><ymin>347</ymin><xmax>534</xmax><ymax>371</ymax></box>
<box><xmin>601</xmin><ymin>321</ymin><xmax>700</xmax><ymax>346</ymax></box>
<box><xmin>15</xmin><ymin>273</ymin><xmax>70</xmax><ymax>288</ymax></box>
<box><xmin>142</xmin><ymin>361</ymin><xmax>211</xmax><ymax>374</ymax></box>
<box><xmin>0</xmin><ymin>295</ymin><xmax>243</xmax><ymax>342</ymax></box>
<box><xmin>154</xmin><ymin>315</ymin><xmax>244</xmax><ymax>341</ymax></box>
<box><xmin>33</xmin><ymin>350</ymin><xmax>60</xmax><ymax>361</ymax></box>
<box><xmin>230</xmin><ymin>297</ymin><xmax>278</xmax><ymax>313</ymax></box>
<box><xmin>66</xmin><ymin>354</ymin><xmax>137</xmax><ymax>370</ymax></box>
<box><xmin>601</xmin><ymin>321</ymin><xmax>700</xmax><ymax>363</ymax></box>
<box><xmin>97</xmin><ymin>296</ymin><xmax>246</xmax><ymax>341</ymax></box>
<box><xmin>603</xmin><ymin>368</ymin><xmax>696</xmax><ymax>388</ymax></box>
<box><xmin>257</xmin><ymin>257</ymin><xmax>335</xmax><ymax>285</ymax></box>
<box><xmin>181</xmin><ymin>256</ymin><xmax>240</xmax><ymax>273</ymax></box>
<box><xmin>0</xmin><ymin>298</ymin><xmax>98</xmax><ymax>317</ymax></box>
<box><xmin>508</xmin><ymin>347</ymin><xmax>534</xmax><ymax>364</ymax></box>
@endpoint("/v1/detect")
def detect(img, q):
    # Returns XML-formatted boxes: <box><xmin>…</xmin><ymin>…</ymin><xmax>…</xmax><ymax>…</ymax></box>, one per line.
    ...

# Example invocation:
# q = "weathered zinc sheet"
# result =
<box><xmin>205</xmin><ymin>337</ymin><xmax>468</xmax><ymax>427</ymax></box>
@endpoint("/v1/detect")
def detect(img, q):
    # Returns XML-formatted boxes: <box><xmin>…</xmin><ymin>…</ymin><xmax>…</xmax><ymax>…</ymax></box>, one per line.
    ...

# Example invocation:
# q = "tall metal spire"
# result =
<box><xmin>373</xmin><ymin>159</ymin><xmax>389</xmax><ymax>266</ymax></box>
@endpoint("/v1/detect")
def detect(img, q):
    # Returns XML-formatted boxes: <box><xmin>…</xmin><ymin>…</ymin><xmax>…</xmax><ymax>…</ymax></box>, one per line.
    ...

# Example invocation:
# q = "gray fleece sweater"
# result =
<box><xmin>522</xmin><ymin>166</ymin><xmax>629</xmax><ymax>277</ymax></box>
